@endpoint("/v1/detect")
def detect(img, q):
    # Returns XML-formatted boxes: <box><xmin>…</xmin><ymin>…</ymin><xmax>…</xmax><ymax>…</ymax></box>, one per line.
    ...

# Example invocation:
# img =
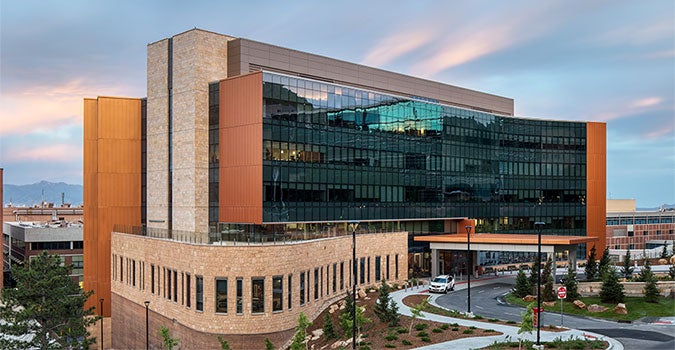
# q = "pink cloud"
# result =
<box><xmin>0</xmin><ymin>79</ymin><xmax>131</xmax><ymax>136</ymax></box>
<box><xmin>5</xmin><ymin>143</ymin><xmax>82</xmax><ymax>162</ymax></box>
<box><xmin>362</xmin><ymin>29</ymin><xmax>436</xmax><ymax>67</ymax></box>
<box><xmin>629</xmin><ymin>97</ymin><xmax>662</xmax><ymax>109</ymax></box>
<box><xmin>644</xmin><ymin>125</ymin><xmax>674</xmax><ymax>140</ymax></box>
<box><xmin>591</xmin><ymin>96</ymin><xmax>665</xmax><ymax>122</ymax></box>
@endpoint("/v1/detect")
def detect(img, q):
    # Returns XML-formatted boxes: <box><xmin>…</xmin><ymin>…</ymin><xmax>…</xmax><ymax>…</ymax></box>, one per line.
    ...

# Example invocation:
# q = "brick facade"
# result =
<box><xmin>110</xmin><ymin>231</ymin><xmax>408</xmax><ymax>348</ymax></box>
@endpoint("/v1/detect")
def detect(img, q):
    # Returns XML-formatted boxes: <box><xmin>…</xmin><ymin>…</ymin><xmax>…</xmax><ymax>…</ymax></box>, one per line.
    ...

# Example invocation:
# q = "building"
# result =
<box><xmin>2</xmin><ymin>221</ymin><xmax>84</xmax><ymax>286</ymax></box>
<box><xmin>3</xmin><ymin>206</ymin><xmax>83</xmax><ymax>225</ymax></box>
<box><xmin>1</xmin><ymin>167</ymin><xmax>4</xmax><ymax>290</ymax></box>
<box><xmin>606</xmin><ymin>199</ymin><xmax>675</xmax><ymax>252</ymax></box>
<box><xmin>84</xmin><ymin>29</ymin><xmax>605</xmax><ymax>348</ymax></box>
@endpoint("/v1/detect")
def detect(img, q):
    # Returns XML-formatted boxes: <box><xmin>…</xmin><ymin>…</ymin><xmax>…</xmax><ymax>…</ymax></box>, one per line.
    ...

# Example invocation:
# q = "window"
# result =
<box><xmin>252</xmin><ymin>278</ymin><xmax>265</xmax><ymax>313</ymax></box>
<box><xmin>196</xmin><ymin>276</ymin><xmax>204</xmax><ymax>312</ymax></box>
<box><xmin>307</xmin><ymin>270</ymin><xmax>311</xmax><ymax>303</ymax></box>
<box><xmin>332</xmin><ymin>263</ymin><xmax>337</xmax><ymax>293</ymax></box>
<box><xmin>72</xmin><ymin>240</ymin><xmax>84</xmax><ymax>249</ymax></box>
<box><xmin>72</xmin><ymin>255</ymin><xmax>83</xmax><ymax>276</ymax></box>
<box><xmin>360</xmin><ymin>258</ymin><xmax>365</xmax><ymax>284</ymax></box>
<box><xmin>120</xmin><ymin>256</ymin><xmax>123</xmax><ymax>282</ymax></box>
<box><xmin>367</xmin><ymin>257</ymin><xmax>371</xmax><ymax>283</ymax></box>
<box><xmin>273</xmin><ymin>276</ymin><xmax>283</xmax><ymax>312</ymax></box>
<box><xmin>215</xmin><ymin>278</ymin><xmax>228</xmax><ymax>313</ymax></box>
<box><xmin>167</xmin><ymin>270</ymin><xmax>172</xmax><ymax>301</ymax></box>
<box><xmin>340</xmin><ymin>261</ymin><xmax>344</xmax><ymax>290</ymax></box>
<box><xmin>180</xmin><ymin>273</ymin><xmax>184</xmax><ymax>304</ymax></box>
<box><xmin>300</xmin><ymin>272</ymin><xmax>306</xmax><ymax>305</ymax></box>
<box><xmin>314</xmin><ymin>268</ymin><xmax>319</xmax><ymax>300</ymax></box>
<box><xmin>395</xmin><ymin>254</ymin><xmax>399</xmax><ymax>279</ymax></box>
<box><xmin>386</xmin><ymin>255</ymin><xmax>390</xmax><ymax>280</ymax></box>
<box><xmin>643</xmin><ymin>230</ymin><xmax>648</xmax><ymax>236</ymax></box>
<box><xmin>112</xmin><ymin>254</ymin><xmax>117</xmax><ymax>281</ymax></box>
<box><xmin>236</xmin><ymin>278</ymin><xmax>243</xmax><ymax>314</ymax></box>
<box><xmin>375</xmin><ymin>256</ymin><xmax>381</xmax><ymax>282</ymax></box>
<box><xmin>288</xmin><ymin>274</ymin><xmax>293</xmax><ymax>310</ymax></box>
<box><xmin>186</xmin><ymin>273</ymin><xmax>191</xmax><ymax>308</ymax></box>
<box><xmin>173</xmin><ymin>270</ymin><xmax>178</xmax><ymax>302</ymax></box>
<box><xmin>657</xmin><ymin>230</ymin><xmax>661</xmax><ymax>236</ymax></box>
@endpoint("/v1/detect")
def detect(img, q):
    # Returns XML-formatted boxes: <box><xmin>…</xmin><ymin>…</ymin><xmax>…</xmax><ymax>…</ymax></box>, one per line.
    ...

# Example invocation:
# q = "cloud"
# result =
<box><xmin>629</xmin><ymin>97</ymin><xmax>662</xmax><ymax>109</ymax></box>
<box><xmin>0</xmin><ymin>79</ymin><xmax>132</xmax><ymax>136</ymax></box>
<box><xmin>591</xmin><ymin>96</ymin><xmax>666</xmax><ymax>122</ymax></box>
<box><xmin>362</xmin><ymin>29</ymin><xmax>436</xmax><ymax>67</ymax></box>
<box><xmin>5</xmin><ymin>143</ymin><xmax>82</xmax><ymax>163</ymax></box>
<box><xmin>644</xmin><ymin>125</ymin><xmax>674</xmax><ymax>140</ymax></box>
<box><xmin>591</xmin><ymin>20</ymin><xmax>674</xmax><ymax>47</ymax></box>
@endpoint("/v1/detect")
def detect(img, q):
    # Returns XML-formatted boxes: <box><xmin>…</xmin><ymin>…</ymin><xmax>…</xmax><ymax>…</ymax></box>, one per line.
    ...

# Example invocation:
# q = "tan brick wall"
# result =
<box><xmin>169</xmin><ymin>29</ymin><xmax>231</xmax><ymax>234</ymax></box>
<box><xmin>111</xmin><ymin>231</ymin><xmax>408</xmax><ymax>344</ymax></box>
<box><xmin>146</xmin><ymin>39</ymin><xmax>170</xmax><ymax>229</ymax></box>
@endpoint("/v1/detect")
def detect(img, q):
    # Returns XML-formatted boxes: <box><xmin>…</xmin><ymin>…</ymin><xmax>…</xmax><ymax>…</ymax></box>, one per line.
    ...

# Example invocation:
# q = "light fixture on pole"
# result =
<box><xmin>349</xmin><ymin>221</ymin><xmax>359</xmax><ymax>350</ymax></box>
<box><xmin>144</xmin><ymin>301</ymin><xmax>150</xmax><ymax>350</ymax></box>
<box><xmin>465</xmin><ymin>225</ymin><xmax>472</xmax><ymax>315</ymax></box>
<box><xmin>99</xmin><ymin>298</ymin><xmax>104</xmax><ymax>350</ymax></box>
<box><xmin>534</xmin><ymin>221</ymin><xmax>545</xmax><ymax>349</ymax></box>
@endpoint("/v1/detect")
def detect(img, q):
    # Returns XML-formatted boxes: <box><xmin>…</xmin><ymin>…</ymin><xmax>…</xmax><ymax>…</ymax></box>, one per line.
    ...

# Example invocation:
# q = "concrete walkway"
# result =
<box><xmin>391</xmin><ymin>286</ymin><xmax>623</xmax><ymax>350</ymax></box>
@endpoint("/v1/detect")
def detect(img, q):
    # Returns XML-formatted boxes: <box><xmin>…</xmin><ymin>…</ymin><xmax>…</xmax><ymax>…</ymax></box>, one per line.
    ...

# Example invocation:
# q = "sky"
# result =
<box><xmin>0</xmin><ymin>0</ymin><xmax>673</xmax><ymax>208</ymax></box>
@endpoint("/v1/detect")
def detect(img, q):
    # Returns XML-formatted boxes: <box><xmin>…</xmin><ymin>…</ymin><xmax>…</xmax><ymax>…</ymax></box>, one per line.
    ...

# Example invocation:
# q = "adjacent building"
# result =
<box><xmin>2</xmin><ymin>221</ymin><xmax>84</xmax><ymax>286</ymax></box>
<box><xmin>606</xmin><ymin>199</ymin><xmax>675</xmax><ymax>251</ymax></box>
<box><xmin>84</xmin><ymin>29</ymin><xmax>606</xmax><ymax>348</ymax></box>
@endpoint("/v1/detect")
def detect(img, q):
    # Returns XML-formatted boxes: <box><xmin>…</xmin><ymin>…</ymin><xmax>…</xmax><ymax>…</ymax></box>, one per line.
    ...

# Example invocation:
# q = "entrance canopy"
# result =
<box><xmin>415</xmin><ymin>233</ymin><xmax>597</xmax><ymax>254</ymax></box>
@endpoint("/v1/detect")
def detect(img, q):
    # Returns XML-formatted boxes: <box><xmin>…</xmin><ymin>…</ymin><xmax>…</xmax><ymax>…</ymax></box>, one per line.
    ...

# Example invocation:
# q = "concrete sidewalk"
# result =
<box><xmin>391</xmin><ymin>288</ymin><xmax>623</xmax><ymax>350</ymax></box>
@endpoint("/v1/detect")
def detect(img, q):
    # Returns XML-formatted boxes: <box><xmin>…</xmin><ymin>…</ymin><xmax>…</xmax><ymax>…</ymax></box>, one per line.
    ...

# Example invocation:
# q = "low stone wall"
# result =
<box><xmin>575</xmin><ymin>281</ymin><xmax>675</xmax><ymax>297</ymax></box>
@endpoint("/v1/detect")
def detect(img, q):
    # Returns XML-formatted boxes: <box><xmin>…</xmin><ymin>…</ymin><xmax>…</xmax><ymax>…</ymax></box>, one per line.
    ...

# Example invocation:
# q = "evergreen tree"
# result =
<box><xmin>636</xmin><ymin>259</ymin><xmax>653</xmax><ymax>282</ymax></box>
<box><xmin>513</xmin><ymin>268</ymin><xmax>532</xmax><ymax>298</ymax></box>
<box><xmin>643</xmin><ymin>272</ymin><xmax>660</xmax><ymax>303</ymax></box>
<box><xmin>661</xmin><ymin>244</ymin><xmax>669</xmax><ymax>259</ymax></box>
<box><xmin>373</xmin><ymin>280</ymin><xmax>400</xmax><ymax>326</ymax></box>
<box><xmin>561</xmin><ymin>262</ymin><xmax>580</xmax><ymax>301</ymax></box>
<box><xmin>322</xmin><ymin>313</ymin><xmax>337</xmax><ymax>340</ymax></box>
<box><xmin>599</xmin><ymin>264</ymin><xmax>625</xmax><ymax>303</ymax></box>
<box><xmin>290</xmin><ymin>312</ymin><xmax>311</xmax><ymax>350</ymax></box>
<box><xmin>0</xmin><ymin>251</ymin><xmax>98</xmax><ymax>349</ymax></box>
<box><xmin>339</xmin><ymin>306</ymin><xmax>371</xmax><ymax>343</ymax></box>
<box><xmin>542</xmin><ymin>256</ymin><xmax>556</xmax><ymax>302</ymax></box>
<box><xmin>585</xmin><ymin>245</ymin><xmax>598</xmax><ymax>281</ymax></box>
<box><xmin>264</xmin><ymin>338</ymin><xmax>275</xmax><ymax>350</ymax></box>
<box><xmin>620</xmin><ymin>249</ymin><xmax>634</xmax><ymax>280</ymax></box>
<box><xmin>669</xmin><ymin>264</ymin><xmax>675</xmax><ymax>280</ymax></box>
<box><xmin>598</xmin><ymin>247</ymin><xmax>612</xmax><ymax>278</ymax></box>
<box><xmin>528</xmin><ymin>254</ymin><xmax>541</xmax><ymax>294</ymax></box>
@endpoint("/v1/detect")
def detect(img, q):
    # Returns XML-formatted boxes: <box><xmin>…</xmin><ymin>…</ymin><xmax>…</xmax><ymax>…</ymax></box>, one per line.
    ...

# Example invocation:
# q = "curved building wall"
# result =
<box><xmin>110</xmin><ymin>230</ymin><xmax>408</xmax><ymax>349</ymax></box>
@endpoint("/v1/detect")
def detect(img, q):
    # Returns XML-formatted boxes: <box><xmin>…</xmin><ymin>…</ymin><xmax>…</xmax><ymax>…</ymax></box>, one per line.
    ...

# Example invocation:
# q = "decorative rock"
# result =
<box><xmin>573</xmin><ymin>300</ymin><xmax>586</xmax><ymax>309</ymax></box>
<box><xmin>543</xmin><ymin>301</ymin><xmax>556</xmax><ymax>307</ymax></box>
<box><xmin>330</xmin><ymin>340</ymin><xmax>345</xmax><ymax>349</ymax></box>
<box><xmin>311</xmin><ymin>329</ymin><xmax>323</xmax><ymax>341</ymax></box>
<box><xmin>523</xmin><ymin>295</ymin><xmax>537</xmax><ymax>302</ymax></box>
<box><xmin>358</xmin><ymin>289</ymin><xmax>367</xmax><ymax>299</ymax></box>
<box><xmin>670</xmin><ymin>256</ymin><xmax>675</xmax><ymax>264</ymax></box>
<box><xmin>587</xmin><ymin>304</ymin><xmax>608</xmax><ymax>313</ymax></box>
<box><xmin>658</xmin><ymin>258</ymin><xmax>668</xmax><ymax>265</ymax></box>
<box><xmin>613</xmin><ymin>303</ymin><xmax>627</xmax><ymax>314</ymax></box>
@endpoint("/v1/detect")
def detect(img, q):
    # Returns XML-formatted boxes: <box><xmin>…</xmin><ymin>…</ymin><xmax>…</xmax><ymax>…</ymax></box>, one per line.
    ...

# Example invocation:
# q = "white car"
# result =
<box><xmin>429</xmin><ymin>275</ymin><xmax>455</xmax><ymax>293</ymax></box>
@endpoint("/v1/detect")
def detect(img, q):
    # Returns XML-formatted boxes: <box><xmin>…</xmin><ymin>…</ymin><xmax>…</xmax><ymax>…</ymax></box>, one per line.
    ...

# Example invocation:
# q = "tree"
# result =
<box><xmin>636</xmin><ymin>259</ymin><xmax>653</xmax><ymax>282</ymax></box>
<box><xmin>669</xmin><ymin>264</ymin><xmax>675</xmax><ymax>280</ymax></box>
<box><xmin>598</xmin><ymin>247</ymin><xmax>612</xmax><ymax>279</ymax></box>
<box><xmin>518</xmin><ymin>303</ymin><xmax>535</xmax><ymax>350</ymax></box>
<box><xmin>338</xmin><ymin>306</ymin><xmax>371</xmax><ymax>343</ymax></box>
<box><xmin>160</xmin><ymin>326</ymin><xmax>179</xmax><ymax>350</ymax></box>
<box><xmin>643</xmin><ymin>272</ymin><xmax>660</xmax><ymax>303</ymax></box>
<box><xmin>620</xmin><ymin>249</ymin><xmax>634</xmax><ymax>280</ymax></box>
<box><xmin>661</xmin><ymin>244</ymin><xmax>669</xmax><ymax>259</ymax></box>
<box><xmin>290</xmin><ymin>312</ymin><xmax>311</xmax><ymax>350</ymax></box>
<box><xmin>513</xmin><ymin>268</ymin><xmax>532</xmax><ymax>298</ymax></box>
<box><xmin>560</xmin><ymin>262</ymin><xmax>580</xmax><ymax>301</ymax></box>
<box><xmin>541</xmin><ymin>256</ymin><xmax>556</xmax><ymax>302</ymax></box>
<box><xmin>322</xmin><ymin>313</ymin><xmax>337</xmax><ymax>340</ymax></box>
<box><xmin>264</xmin><ymin>337</ymin><xmax>275</xmax><ymax>350</ymax></box>
<box><xmin>408</xmin><ymin>298</ymin><xmax>428</xmax><ymax>333</ymax></box>
<box><xmin>585</xmin><ymin>245</ymin><xmax>598</xmax><ymax>281</ymax></box>
<box><xmin>373</xmin><ymin>280</ymin><xmax>399</xmax><ymax>327</ymax></box>
<box><xmin>528</xmin><ymin>255</ymin><xmax>541</xmax><ymax>294</ymax></box>
<box><xmin>218</xmin><ymin>336</ymin><xmax>230</xmax><ymax>350</ymax></box>
<box><xmin>0</xmin><ymin>251</ymin><xmax>98</xmax><ymax>350</ymax></box>
<box><xmin>599</xmin><ymin>264</ymin><xmax>624</xmax><ymax>303</ymax></box>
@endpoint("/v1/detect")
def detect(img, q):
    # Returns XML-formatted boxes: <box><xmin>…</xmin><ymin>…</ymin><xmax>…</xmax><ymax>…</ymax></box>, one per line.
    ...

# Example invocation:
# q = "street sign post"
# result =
<box><xmin>557</xmin><ymin>286</ymin><xmax>567</xmax><ymax>326</ymax></box>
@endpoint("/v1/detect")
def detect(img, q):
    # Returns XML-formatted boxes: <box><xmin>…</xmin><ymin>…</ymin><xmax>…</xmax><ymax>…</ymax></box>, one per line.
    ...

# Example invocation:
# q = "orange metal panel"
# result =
<box><xmin>586</xmin><ymin>122</ymin><xmax>607</xmax><ymax>256</ymax></box>
<box><xmin>83</xmin><ymin>97</ymin><xmax>141</xmax><ymax>316</ymax></box>
<box><xmin>219</xmin><ymin>72</ymin><xmax>263</xmax><ymax>224</ymax></box>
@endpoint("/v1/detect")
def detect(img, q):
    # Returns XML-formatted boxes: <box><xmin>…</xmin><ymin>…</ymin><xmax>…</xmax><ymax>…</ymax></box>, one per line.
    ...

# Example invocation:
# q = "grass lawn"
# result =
<box><xmin>505</xmin><ymin>293</ymin><xmax>675</xmax><ymax>321</ymax></box>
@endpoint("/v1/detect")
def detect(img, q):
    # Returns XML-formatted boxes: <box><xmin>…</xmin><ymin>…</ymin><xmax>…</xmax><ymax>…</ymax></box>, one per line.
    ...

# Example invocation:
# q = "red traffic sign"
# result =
<box><xmin>557</xmin><ymin>286</ymin><xmax>567</xmax><ymax>299</ymax></box>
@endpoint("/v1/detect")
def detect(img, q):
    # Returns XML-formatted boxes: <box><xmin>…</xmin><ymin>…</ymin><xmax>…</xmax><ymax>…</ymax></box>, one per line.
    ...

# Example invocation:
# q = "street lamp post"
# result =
<box><xmin>535</xmin><ymin>221</ymin><xmax>545</xmax><ymax>349</ymax></box>
<box><xmin>465</xmin><ymin>225</ymin><xmax>472</xmax><ymax>315</ymax></box>
<box><xmin>144</xmin><ymin>301</ymin><xmax>150</xmax><ymax>350</ymax></box>
<box><xmin>99</xmin><ymin>298</ymin><xmax>104</xmax><ymax>350</ymax></box>
<box><xmin>349</xmin><ymin>221</ymin><xmax>359</xmax><ymax>350</ymax></box>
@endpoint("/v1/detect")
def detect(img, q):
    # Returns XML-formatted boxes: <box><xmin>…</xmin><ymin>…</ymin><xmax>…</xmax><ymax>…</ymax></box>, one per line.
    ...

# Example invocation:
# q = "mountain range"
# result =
<box><xmin>3</xmin><ymin>181</ymin><xmax>83</xmax><ymax>207</ymax></box>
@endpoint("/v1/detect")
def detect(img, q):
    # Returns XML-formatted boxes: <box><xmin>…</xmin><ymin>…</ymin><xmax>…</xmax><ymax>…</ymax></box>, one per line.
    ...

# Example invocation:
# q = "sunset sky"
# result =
<box><xmin>0</xmin><ymin>0</ymin><xmax>673</xmax><ymax>207</ymax></box>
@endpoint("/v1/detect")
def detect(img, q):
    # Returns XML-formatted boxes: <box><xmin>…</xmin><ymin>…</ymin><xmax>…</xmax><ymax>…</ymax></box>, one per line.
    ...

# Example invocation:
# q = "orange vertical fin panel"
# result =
<box><xmin>586</xmin><ymin>122</ymin><xmax>607</xmax><ymax>256</ymax></box>
<box><xmin>219</xmin><ymin>72</ymin><xmax>263</xmax><ymax>224</ymax></box>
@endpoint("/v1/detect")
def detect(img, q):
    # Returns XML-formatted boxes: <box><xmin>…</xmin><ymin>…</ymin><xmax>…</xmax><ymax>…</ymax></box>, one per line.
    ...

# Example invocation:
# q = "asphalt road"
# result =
<box><xmin>433</xmin><ymin>277</ymin><xmax>675</xmax><ymax>350</ymax></box>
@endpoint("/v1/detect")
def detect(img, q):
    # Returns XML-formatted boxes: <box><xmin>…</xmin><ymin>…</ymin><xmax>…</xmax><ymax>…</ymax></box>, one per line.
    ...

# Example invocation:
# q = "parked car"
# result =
<box><xmin>429</xmin><ymin>275</ymin><xmax>455</xmax><ymax>293</ymax></box>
